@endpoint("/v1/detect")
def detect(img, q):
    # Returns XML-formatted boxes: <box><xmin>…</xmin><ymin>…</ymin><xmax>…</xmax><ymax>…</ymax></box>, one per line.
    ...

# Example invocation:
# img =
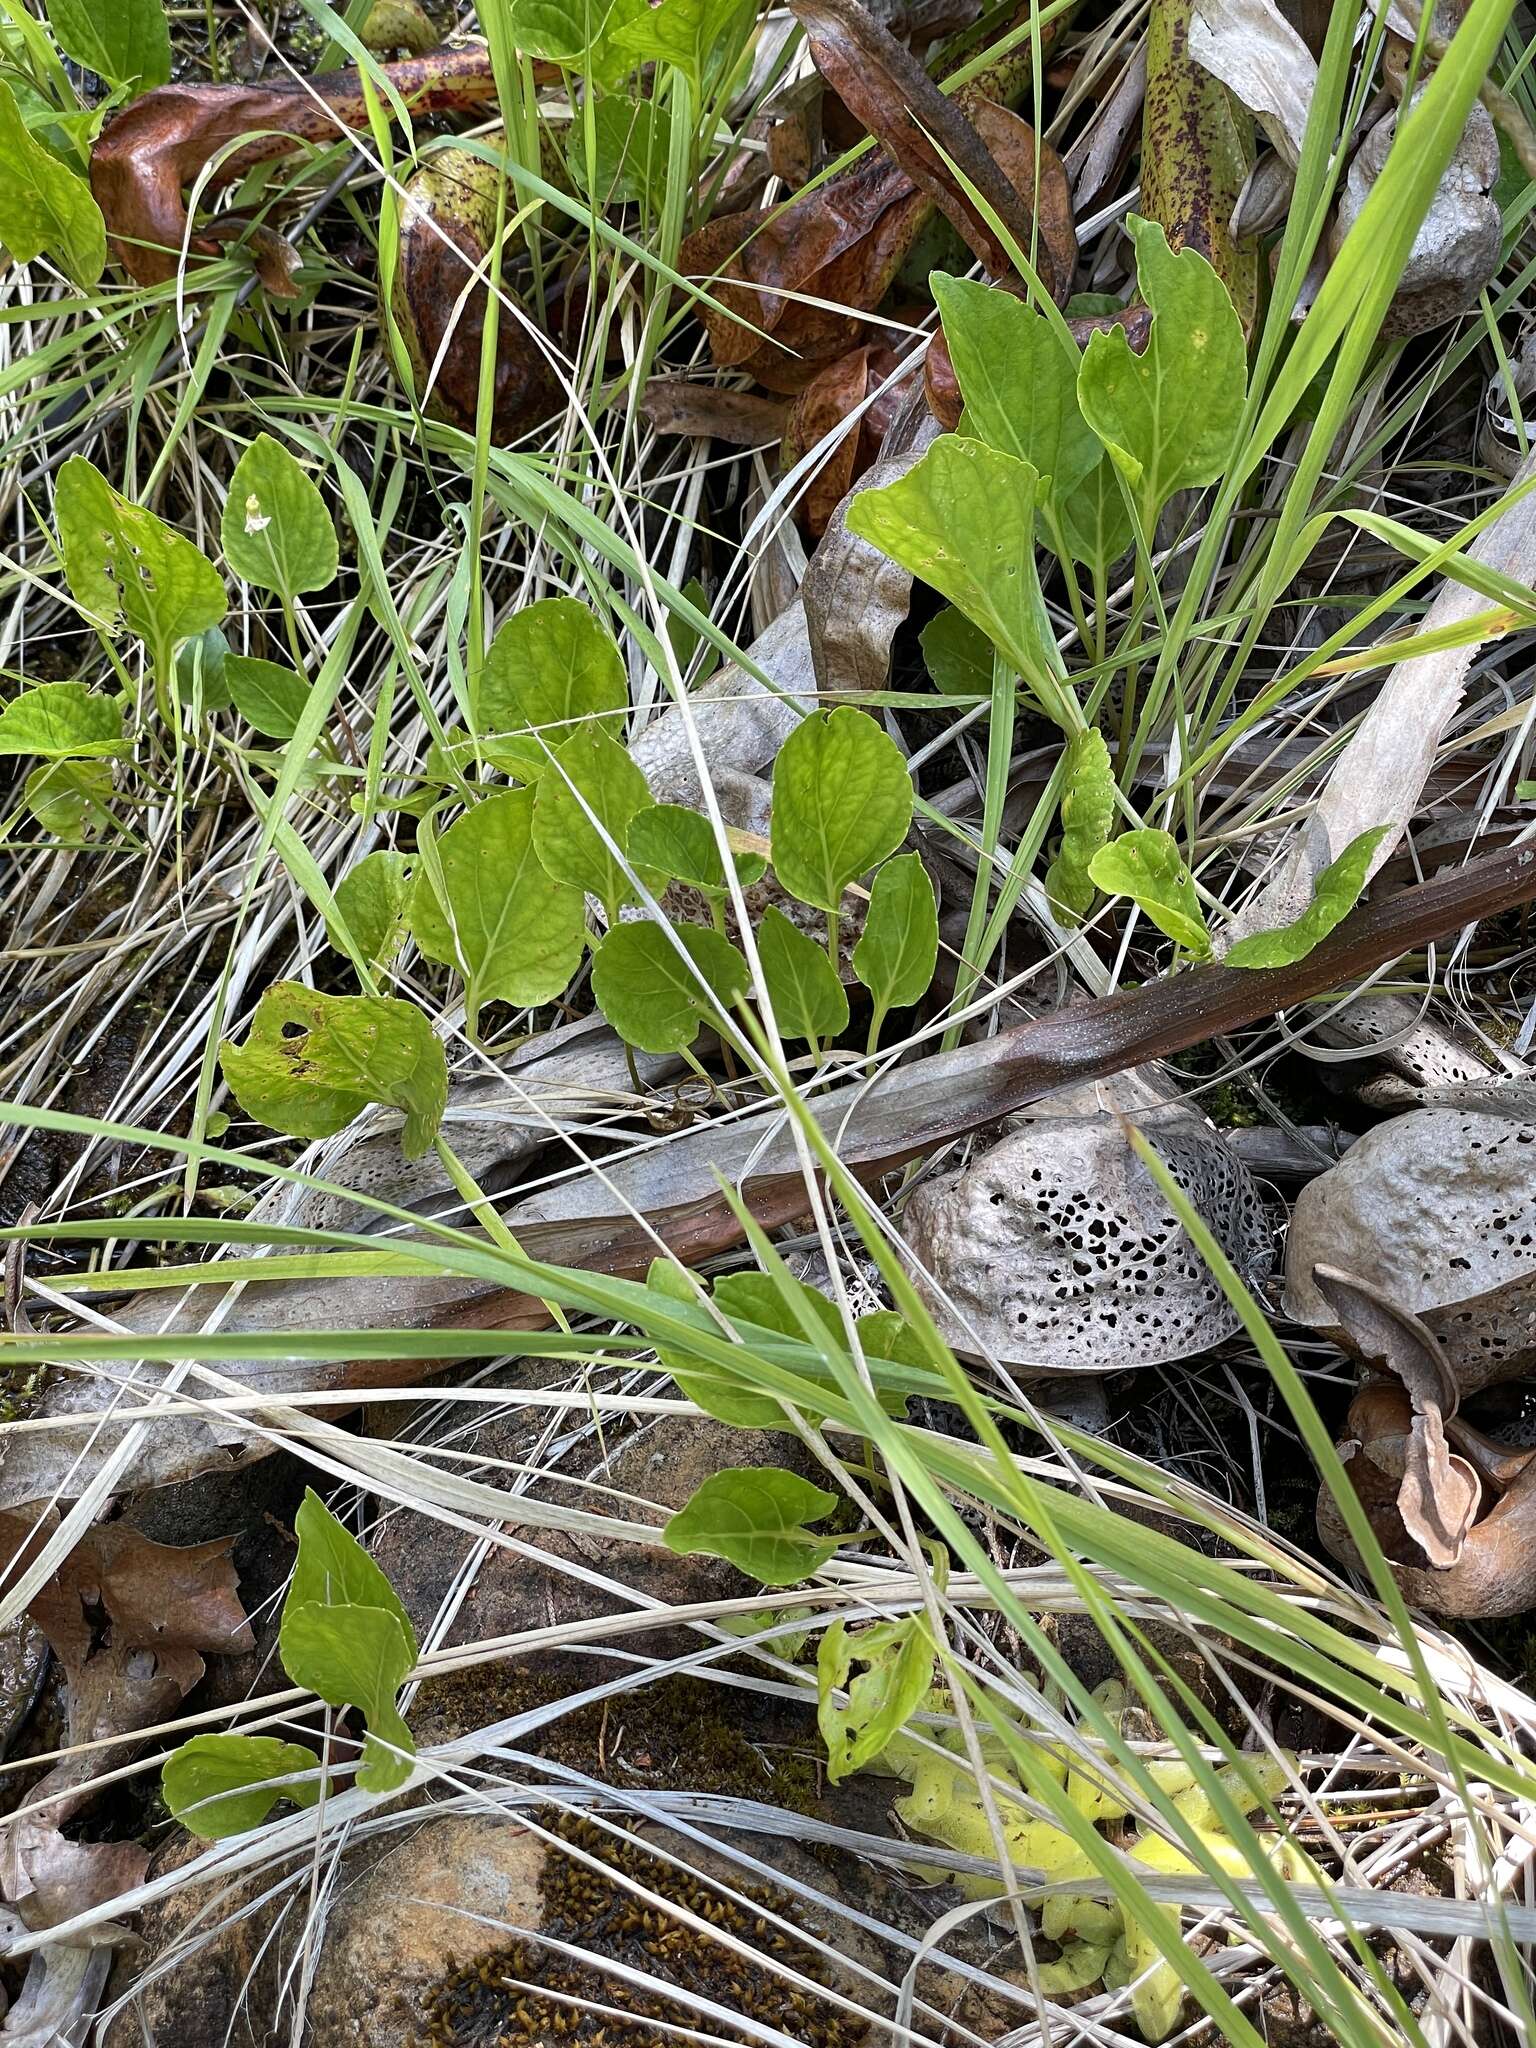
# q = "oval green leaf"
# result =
<box><xmin>476</xmin><ymin>596</ymin><xmax>627</xmax><ymax>779</ymax></box>
<box><xmin>531</xmin><ymin>724</ymin><xmax>659</xmax><ymax>914</ymax></box>
<box><xmin>590</xmin><ymin>918</ymin><xmax>747</xmax><ymax>1053</ymax></box>
<box><xmin>851</xmin><ymin>852</ymin><xmax>937</xmax><ymax>1025</ymax></box>
<box><xmin>162</xmin><ymin>1734</ymin><xmax>322</xmax><ymax>1840</ymax></box>
<box><xmin>222</xmin><ymin>434</ymin><xmax>339</xmax><ymax>599</ymax></box>
<box><xmin>410</xmin><ymin>788</ymin><xmax>587</xmax><ymax>1035</ymax></box>
<box><xmin>770</xmin><ymin>708</ymin><xmax>913</xmax><ymax>913</ymax></box>
<box><xmin>663</xmin><ymin>1466</ymin><xmax>842</xmax><ymax>1586</ymax></box>
<box><xmin>757</xmin><ymin>904</ymin><xmax>849</xmax><ymax>1043</ymax></box>
<box><xmin>331</xmin><ymin>851</ymin><xmax>413</xmax><ymax>969</ymax></box>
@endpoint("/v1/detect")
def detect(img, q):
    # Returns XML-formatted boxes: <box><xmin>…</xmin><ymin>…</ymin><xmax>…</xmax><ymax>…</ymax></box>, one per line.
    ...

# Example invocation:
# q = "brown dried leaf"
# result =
<box><xmin>90</xmin><ymin>46</ymin><xmax>501</xmax><ymax>287</ymax></box>
<box><xmin>642</xmin><ymin>380</ymin><xmax>790</xmax><ymax>445</ymax></box>
<box><xmin>391</xmin><ymin>143</ymin><xmax>562</xmax><ymax>441</ymax></box>
<box><xmin>679</xmin><ymin>153</ymin><xmax>921</xmax><ymax>377</ymax></box>
<box><xmin>801</xmin><ymin>386</ymin><xmax>937</xmax><ymax>682</ymax></box>
<box><xmin>969</xmin><ymin>100</ymin><xmax>1077</xmax><ymax>303</ymax></box>
<box><xmin>1313</xmin><ymin>1266</ymin><xmax>1473</xmax><ymax>1568</ymax></box>
<box><xmin>790</xmin><ymin>0</ymin><xmax>1045</xmax><ymax>282</ymax></box>
<box><xmin>0</xmin><ymin>1515</ymin><xmax>252</xmax><ymax>1678</ymax></box>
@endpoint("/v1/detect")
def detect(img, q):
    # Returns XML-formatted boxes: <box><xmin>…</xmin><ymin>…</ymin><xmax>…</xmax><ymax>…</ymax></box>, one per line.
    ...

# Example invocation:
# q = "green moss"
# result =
<box><xmin>414</xmin><ymin>1812</ymin><xmax>866</xmax><ymax>2048</ymax></box>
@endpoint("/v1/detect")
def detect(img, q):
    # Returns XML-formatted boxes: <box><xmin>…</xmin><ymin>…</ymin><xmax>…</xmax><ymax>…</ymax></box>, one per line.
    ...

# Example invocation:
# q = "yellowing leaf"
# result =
<box><xmin>0</xmin><ymin>681</ymin><xmax>125</xmax><ymax>758</ymax></box>
<box><xmin>1087</xmin><ymin>828</ymin><xmax>1210</xmax><ymax>957</ymax></box>
<box><xmin>56</xmin><ymin>455</ymin><xmax>225</xmax><ymax>668</ymax></box>
<box><xmin>818</xmin><ymin>1614</ymin><xmax>935</xmax><ymax>1782</ymax></box>
<box><xmin>770</xmin><ymin>707</ymin><xmax>912</xmax><ymax>913</ymax></box>
<box><xmin>0</xmin><ymin>80</ymin><xmax>105</xmax><ymax>284</ymax></box>
<box><xmin>847</xmin><ymin>438</ymin><xmax>1068</xmax><ymax>720</ymax></box>
<box><xmin>219</xmin><ymin>983</ymin><xmax>447</xmax><ymax>1158</ymax></box>
<box><xmin>331</xmin><ymin>851</ymin><xmax>413</xmax><ymax>969</ymax></box>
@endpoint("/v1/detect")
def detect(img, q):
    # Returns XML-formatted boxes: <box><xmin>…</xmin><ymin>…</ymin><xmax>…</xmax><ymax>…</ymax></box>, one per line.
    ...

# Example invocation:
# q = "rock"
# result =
<box><xmin>307</xmin><ymin>1817</ymin><xmax>542</xmax><ymax>2047</ymax></box>
<box><xmin>1283</xmin><ymin>1107</ymin><xmax>1536</xmax><ymax>1327</ymax></box>
<box><xmin>103</xmin><ymin>1834</ymin><xmax>287</xmax><ymax>2048</ymax></box>
<box><xmin>901</xmin><ymin>1075</ymin><xmax>1273</xmax><ymax>1374</ymax></box>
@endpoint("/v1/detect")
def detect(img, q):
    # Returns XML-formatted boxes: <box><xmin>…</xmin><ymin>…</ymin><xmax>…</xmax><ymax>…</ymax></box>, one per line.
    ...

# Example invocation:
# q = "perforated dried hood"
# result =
<box><xmin>900</xmin><ymin>1073</ymin><xmax>1274</xmax><ymax>1375</ymax></box>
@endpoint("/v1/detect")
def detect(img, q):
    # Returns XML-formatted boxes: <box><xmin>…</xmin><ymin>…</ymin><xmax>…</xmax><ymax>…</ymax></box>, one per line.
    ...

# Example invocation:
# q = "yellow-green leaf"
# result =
<box><xmin>663</xmin><ymin>1467</ymin><xmax>841</xmax><ymax>1586</ymax></box>
<box><xmin>162</xmin><ymin>1734</ymin><xmax>322</xmax><ymax>1841</ymax></box>
<box><xmin>222</xmin><ymin>434</ymin><xmax>339</xmax><ymax>599</ymax></box>
<box><xmin>1044</xmin><ymin>729</ymin><xmax>1115</xmax><ymax>926</ymax></box>
<box><xmin>410</xmin><ymin>788</ymin><xmax>587</xmax><ymax>1034</ymax></box>
<box><xmin>1225</xmin><ymin>826</ymin><xmax>1389</xmax><ymax>969</ymax></box>
<box><xmin>219</xmin><ymin>983</ymin><xmax>447</xmax><ymax>1158</ymax></box>
<box><xmin>757</xmin><ymin>904</ymin><xmax>849</xmax><ymax>1043</ymax></box>
<box><xmin>56</xmin><ymin>456</ymin><xmax>225</xmax><ymax>666</ymax></box>
<box><xmin>0</xmin><ymin>80</ymin><xmax>105</xmax><ymax>284</ymax></box>
<box><xmin>590</xmin><ymin>919</ymin><xmax>747</xmax><ymax>1053</ymax></box>
<box><xmin>1088</xmin><ymin>828</ymin><xmax>1210</xmax><ymax>957</ymax></box>
<box><xmin>476</xmin><ymin>596</ymin><xmax>627</xmax><ymax>780</ymax></box>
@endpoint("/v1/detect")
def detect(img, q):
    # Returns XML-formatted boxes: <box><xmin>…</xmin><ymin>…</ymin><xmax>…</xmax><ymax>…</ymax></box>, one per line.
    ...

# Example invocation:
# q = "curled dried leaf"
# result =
<box><xmin>782</xmin><ymin>342</ymin><xmax>914</xmax><ymax>535</ymax></box>
<box><xmin>391</xmin><ymin>142</ymin><xmax>564</xmax><ymax>440</ymax></box>
<box><xmin>90</xmin><ymin>44</ymin><xmax>501</xmax><ymax>286</ymax></box>
<box><xmin>1311</xmin><ymin>1266</ymin><xmax>1475</xmax><ymax>1568</ymax></box>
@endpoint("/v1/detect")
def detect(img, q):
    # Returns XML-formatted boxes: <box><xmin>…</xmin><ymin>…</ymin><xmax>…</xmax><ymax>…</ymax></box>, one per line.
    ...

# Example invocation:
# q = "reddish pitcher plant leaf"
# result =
<box><xmin>90</xmin><ymin>44</ymin><xmax>503</xmax><ymax>286</ymax></box>
<box><xmin>782</xmin><ymin>342</ymin><xmax>915</xmax><ymax>535</ymax></box>
<box><xmin>790</xmin><ymin>0</ymin><xmax>1048</xmax><ymax>283</ymax></box>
